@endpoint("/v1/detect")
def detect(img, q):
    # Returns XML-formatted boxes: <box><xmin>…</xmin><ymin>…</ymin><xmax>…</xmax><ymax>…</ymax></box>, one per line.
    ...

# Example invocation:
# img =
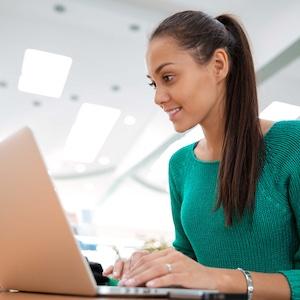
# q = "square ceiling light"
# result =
<box><xmin>18</xmin><ymin>49</ymin><xmax>72</xmax><ymax>98</ymax></box>
<box><xmin>260</xmin><ymin>101</ymin><xmax>300</xmax><ymax>120</ymax></box>
<box><xmin>64</xmin><ymin>103</ymin><xmax>121</xmax><ymax>163</ymax></box>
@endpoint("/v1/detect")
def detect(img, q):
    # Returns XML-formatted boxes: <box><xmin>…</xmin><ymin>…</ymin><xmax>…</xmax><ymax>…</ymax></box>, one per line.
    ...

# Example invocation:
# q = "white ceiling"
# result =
<box><xmin>0</xmin><ymin>0</ymin><xmax>299</xmax><ymax>187</ymax></box>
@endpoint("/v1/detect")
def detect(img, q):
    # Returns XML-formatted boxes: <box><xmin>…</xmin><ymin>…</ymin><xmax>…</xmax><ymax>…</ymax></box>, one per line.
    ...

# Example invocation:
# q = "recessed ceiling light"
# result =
<box><xmin>98</xmin><ymin>156</ymin><xmax>111</xmax><ymax>166</ymax></box>
<box><xmin>64</xmin><ymin>103</ymin><xmax>121</xmax><ymax>163</ymax></box>
<box><xmin>54</xmin><ymin>4</ymin><xmax>66</xmax><ymax>13</ymax></box>
<box><xmin>32</xmin><ymin>100</ymin><xmax>42</xmax><ymax>107</ymax></box>
<box><xmin>259</xmin><ymin>101</ymin><xmax>300</xmax><ymax>121</ymax></box>
<box><xmin>0</xmin><ymin>81</ymin><xmax>7</xmax><ymax>88</ymax></box>
<box><xmin>111</xmin><ymin>85</ymin><xmax>121</xmax><ymax>92</ymax></box>
<box><xmin>70</xmin><ymin>94</ymin><xmax>79</xmax><ymax>101</ymax></box>
<box><xmin>129</xmin><ymin>24</ymin><xmax>140</xmax><ymax>32</ymax></box>
<box><xmin>75</xmin><ymin>164</ymin><xmax>86</xmax><ymax>173</ymax></box>
<box><xmin>18</xmin><ymin>49</ymin><xmax>72</xmax><ymax>98</ymax></box>
<box><xmin>124</xmin><ymin>115</ymin><xmax>136</xmax><ymax>126</ymax></box>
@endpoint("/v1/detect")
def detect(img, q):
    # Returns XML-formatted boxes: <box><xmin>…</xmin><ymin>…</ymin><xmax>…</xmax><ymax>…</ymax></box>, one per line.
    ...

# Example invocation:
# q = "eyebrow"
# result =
<box><xmin>146</xmin><ymin>62</ymin><xmax>175</xmax><ymax>79</ymax></box>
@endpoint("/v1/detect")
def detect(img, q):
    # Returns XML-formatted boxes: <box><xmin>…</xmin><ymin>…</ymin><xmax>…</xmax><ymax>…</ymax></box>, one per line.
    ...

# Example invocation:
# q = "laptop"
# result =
<box><xmin>0</xmin><ymin>127</ymin><xmax>246</xmax><ymax>299</ymax></box>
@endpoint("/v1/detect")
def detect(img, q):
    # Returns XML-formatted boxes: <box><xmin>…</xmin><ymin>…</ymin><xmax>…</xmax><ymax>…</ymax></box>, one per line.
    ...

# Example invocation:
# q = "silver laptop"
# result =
<box><xmin>0</xmin><ymin>128</ymin><xmax>246</xmax><ymax>299</ymax></box>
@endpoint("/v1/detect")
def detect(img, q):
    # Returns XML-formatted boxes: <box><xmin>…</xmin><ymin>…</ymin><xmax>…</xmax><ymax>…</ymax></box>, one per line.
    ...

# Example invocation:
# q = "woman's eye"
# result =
<box><xmin>163</xmin><ymin>75</ymin><xmax>174</xmax><ymax>82</ymax></box>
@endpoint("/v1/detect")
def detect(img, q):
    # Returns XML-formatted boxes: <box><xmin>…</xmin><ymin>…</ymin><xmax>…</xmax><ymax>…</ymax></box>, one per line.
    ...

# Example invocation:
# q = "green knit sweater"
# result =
<box><xmin>169</xmin><ymin>120</ymin><xmax>300</xmax><ymax>299</ymax></box>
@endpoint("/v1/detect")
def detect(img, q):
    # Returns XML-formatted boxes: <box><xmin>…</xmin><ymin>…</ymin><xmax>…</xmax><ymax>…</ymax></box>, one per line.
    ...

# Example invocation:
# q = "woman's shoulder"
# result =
<box><xmin>264</xmin><ymin>119</ymin><xmax>300</xmax><ymax>143</ymax></box>
<box><xmin>264</xmin><ymin>119</ymin><xmax>300</xmax><ymax>165</ymax></box>
<box><xmin>169</xmin><ymin>142</ymin><xmax>195</xmax><ymax>167</ymax></box>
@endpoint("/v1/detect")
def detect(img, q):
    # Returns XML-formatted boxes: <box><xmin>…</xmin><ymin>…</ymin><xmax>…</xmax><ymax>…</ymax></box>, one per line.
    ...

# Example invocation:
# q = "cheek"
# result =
<box><xmin>188</xmin><ymin>78</ymin><xmax>217</xmax><ymax>112</ymax></box>
<box><xmin>198</xmin><ymin>72</ymin><xmax>217</xmax><ymax>96</ymax></box>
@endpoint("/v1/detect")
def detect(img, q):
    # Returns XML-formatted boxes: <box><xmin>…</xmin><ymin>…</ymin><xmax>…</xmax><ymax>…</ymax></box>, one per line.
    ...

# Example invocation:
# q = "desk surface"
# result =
<box><xmin>0</xmin><ymin>291</ymin><xmax>160</xmax><ymax>300</ymax></box>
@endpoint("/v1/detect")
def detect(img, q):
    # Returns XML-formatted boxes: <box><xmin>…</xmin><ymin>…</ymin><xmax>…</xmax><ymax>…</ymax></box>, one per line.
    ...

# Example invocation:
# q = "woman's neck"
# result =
<box><xmin>195</xmin><ymin>118</ymin><xmax>274</xmax><ymax>162</ymax></box>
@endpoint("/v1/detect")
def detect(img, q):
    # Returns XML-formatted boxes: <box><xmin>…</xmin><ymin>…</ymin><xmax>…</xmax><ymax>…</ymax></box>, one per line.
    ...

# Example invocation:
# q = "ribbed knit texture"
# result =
<box><xmin>169</xmin><ymin>120</ymin><xmax>300</xmax><ymax>299</ymax></box>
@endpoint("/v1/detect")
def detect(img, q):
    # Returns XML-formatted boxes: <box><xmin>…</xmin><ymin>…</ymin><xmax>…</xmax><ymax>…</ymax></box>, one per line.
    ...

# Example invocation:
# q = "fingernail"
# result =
<box><xmin>146</xmin><ymin>281</ymin><xmax>154</xmax><ymax>287</ymax></box>
<box><xmin>118</xmin><ymin>280</ymin><xmax>125</xmax><ymax>286</ymax></box>
<box><xmin>113</xmin><ymin>271</ymin><xmax>119</xmax><ymax>277</ymax></box>
<box><xmin>124</xmin><ymin>278</ymin><xmax>136</xmax><ymax>286</ymax></box>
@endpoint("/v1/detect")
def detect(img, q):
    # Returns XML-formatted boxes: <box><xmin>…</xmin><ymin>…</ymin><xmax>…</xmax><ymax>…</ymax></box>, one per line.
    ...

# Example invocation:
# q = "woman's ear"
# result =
<box><xmin>212</xmin><ymin>48</ymin><xmax>229</xmax><ymax>83</ymax></box>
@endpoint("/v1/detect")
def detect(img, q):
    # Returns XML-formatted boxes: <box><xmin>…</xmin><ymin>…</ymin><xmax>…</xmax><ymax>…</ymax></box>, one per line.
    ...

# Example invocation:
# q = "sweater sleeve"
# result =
<box><xmin>169</xmin><ymin>158</ymin><xmax>196</xmax><ymax>260</ymax></box>
<box><xmin>278</xmin><ymin>145</ymin><xmax>300</xmax><ymax>300</ymax></box>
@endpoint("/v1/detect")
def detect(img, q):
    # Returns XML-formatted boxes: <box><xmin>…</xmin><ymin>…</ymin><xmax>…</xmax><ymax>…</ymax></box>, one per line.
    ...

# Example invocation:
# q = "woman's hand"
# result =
<box><xmin>103</xmin><ymin>250</ymin><xmax>150</xmax><ymax>280</ymax></box>
<box><xmin>118</xmin><ymin>248</ymin><xmax>219</xmax><ymax>289</ymax></box>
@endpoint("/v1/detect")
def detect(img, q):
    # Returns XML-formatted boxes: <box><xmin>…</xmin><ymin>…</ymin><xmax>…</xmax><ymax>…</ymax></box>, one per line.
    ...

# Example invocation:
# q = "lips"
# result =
<box><xmin>165</xmin><ymin>107</ymin><xmax>182</xmax><ymax>120</ymax></box>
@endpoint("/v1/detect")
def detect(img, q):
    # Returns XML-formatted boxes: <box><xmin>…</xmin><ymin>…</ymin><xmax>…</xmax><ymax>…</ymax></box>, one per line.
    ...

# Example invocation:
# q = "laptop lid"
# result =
<box><xmin>0</xmin><ymin>127</ymin><xmax>98</xmax><ymax>296</ymax></box>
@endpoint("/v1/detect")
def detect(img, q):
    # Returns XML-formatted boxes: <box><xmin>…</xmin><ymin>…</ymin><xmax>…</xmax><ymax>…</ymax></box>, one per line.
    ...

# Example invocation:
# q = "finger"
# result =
<box><xmin>103</xmin><ymin>265</ymin><xmax>113</xmax><ymax>276</ymax></box>
<box><xmin>121</xmin><ymin>263</ymin><xmax>170</xmax><ymax>287</ymax></box>
<box><xmin>112</xmin><ymin>259</ymin><xmax>125</xmax><ymax>279</ymax></box>
<box><xmin>127</xmin><ymin>249</ymin><xmax>176</xmax><ymax>279</ymax></box>
<box><xmin>124</xmin><ymin>260</ymin><xmax>179</xmax><ymax>287</ymax></box>
<box><xmin>129</xmin><ymin>250</ymin><xmax>150</xmax><ymax>270</ymax></box>
<box><xmin>130</xmin><ymin>248</ymin><xmax>174</xmax><ymax>272</ymax></box>
<box><xmin>127</xmin><ymin>257</ymin><xmax>164</xmax><ymax>280</ymax></box>
<box><xmin>146</xmin><ymin>273</ymin><xmax>184</xmax><ymax>288</ymax></box>
<box><xmin>121</xmin><ymin>260</ymin><xmax>131</xmax><ymax>279</ymax></box>
<box><xmin>121</xmin><ymin>251</ymin><xmax>148</xmax><ymax>279</ymax></box>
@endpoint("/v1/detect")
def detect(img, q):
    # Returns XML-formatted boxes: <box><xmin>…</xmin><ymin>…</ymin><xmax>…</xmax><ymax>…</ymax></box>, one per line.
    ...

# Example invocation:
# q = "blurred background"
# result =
<box><xmin>1</xmin><ymin>0</ymin><xmax>300</xmax><ymax>267</ymax></box>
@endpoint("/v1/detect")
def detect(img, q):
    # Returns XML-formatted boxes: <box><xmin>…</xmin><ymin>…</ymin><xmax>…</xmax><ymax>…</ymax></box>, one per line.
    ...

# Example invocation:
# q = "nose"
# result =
<box><xmin>154</xmin><ymin>87</ymin><xmax>170</xmax><ymax>108</ymax></box>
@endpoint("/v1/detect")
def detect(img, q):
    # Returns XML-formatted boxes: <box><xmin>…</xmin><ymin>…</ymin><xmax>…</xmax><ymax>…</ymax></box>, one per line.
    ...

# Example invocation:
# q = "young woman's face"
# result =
<box><xmin>146</xmin><ymin>36</ymin><xmax>225</xmax><ymax>133</ymax></box>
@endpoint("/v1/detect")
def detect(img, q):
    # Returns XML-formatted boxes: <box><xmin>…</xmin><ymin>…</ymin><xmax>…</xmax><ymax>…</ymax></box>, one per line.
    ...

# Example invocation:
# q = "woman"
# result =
<box><xmin>103</xmin><ymin>10</ymin><xmax>300</xmax><ymax>299</ymax></box>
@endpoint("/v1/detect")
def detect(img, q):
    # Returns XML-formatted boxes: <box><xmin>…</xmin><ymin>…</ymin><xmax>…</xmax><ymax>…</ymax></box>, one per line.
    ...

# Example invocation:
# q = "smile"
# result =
<box><xmin>166</xmin><ymin>107</ymin><xmax>182</xmax><ymax>120</ymax></box>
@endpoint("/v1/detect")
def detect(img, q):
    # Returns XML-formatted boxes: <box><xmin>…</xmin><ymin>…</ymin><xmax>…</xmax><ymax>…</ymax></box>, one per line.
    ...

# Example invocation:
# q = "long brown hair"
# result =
<box><xmin>150</xmin><ymin>11</ymin><xmax>265</xmax><ymax>225</ymax></box>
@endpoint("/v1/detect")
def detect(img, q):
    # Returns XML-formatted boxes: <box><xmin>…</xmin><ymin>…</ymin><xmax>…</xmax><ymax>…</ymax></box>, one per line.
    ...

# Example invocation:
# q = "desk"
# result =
<box><xmin>0</xmin><ymin>292</ymin><xmax>247</xmax><ymax>300</ymax></box>
<box><xmin>0</xmin><ymin>292</ymin><xmax>154</xmax><ymax>300</ymax></box>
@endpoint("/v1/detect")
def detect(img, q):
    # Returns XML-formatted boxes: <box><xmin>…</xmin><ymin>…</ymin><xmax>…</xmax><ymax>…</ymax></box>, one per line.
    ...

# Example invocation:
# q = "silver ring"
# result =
<box><xmin>165</xmin><ymin>263</ymin><xmax>172</xmax><ymax>273</ymax></box>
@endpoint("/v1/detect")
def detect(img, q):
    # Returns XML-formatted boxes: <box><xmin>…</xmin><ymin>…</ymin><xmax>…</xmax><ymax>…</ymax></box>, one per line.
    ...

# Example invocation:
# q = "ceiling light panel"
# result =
<box><xmin>98</xmin><ymin>156</ymin><xmax>111</xmax><ymax>166</ymax></box>
<box><xmin>123</xmin><ymin>115</ymin><xmax>136</xmax><ymax>126</ymax></box>
<box><xmin>18</xmin><ymin>49</ymin><xmax>72</xmax><ymax>98</ymax></box>
<box><xmin>64</xmin><ymin>103</ymin><xmax>121</xmax><ymax>163</ymax></box>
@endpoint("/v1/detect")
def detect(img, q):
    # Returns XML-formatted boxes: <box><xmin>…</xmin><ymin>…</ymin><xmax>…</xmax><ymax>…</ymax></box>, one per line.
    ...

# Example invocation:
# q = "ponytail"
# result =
<box><xmin>214</xmin><ymin>15</ymin><xmax>265</xmax><ymax>225</ymax></box>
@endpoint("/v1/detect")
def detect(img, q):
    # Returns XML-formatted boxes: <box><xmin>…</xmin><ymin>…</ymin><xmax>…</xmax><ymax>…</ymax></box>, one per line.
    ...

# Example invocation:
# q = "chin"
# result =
<box><xmin>173</xmin><ymin>123</ymin><xmax>194</xmax><ymax>133</ymax></box>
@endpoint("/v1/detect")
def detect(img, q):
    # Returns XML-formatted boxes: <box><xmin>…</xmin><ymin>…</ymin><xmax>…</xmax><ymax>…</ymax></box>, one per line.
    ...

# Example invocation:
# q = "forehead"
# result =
<box><xmin>146</xmin><ymin>36</ymin><xmax>195</xmax><ymax>76</ymax></box>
